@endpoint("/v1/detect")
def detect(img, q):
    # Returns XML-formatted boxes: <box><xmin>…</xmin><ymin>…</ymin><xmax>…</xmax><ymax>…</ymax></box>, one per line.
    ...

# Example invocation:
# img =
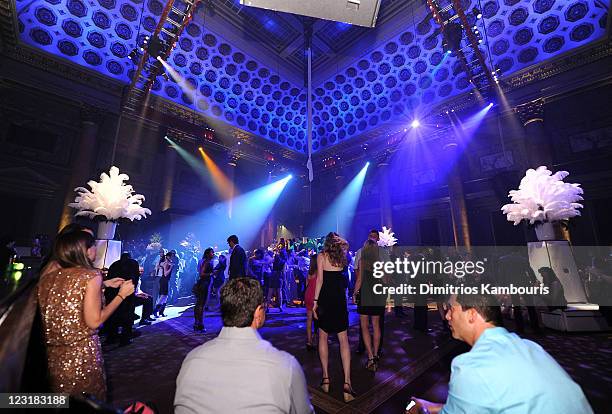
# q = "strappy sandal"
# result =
<box><xmin>343</xmin><ymin>382</ymin><xmax>357</xmax><ymax>403</ymax></box>
<box><xmin>320</xmin><ymin>377</ymin><xmax>330</xmax><ymax>393</ymax></box>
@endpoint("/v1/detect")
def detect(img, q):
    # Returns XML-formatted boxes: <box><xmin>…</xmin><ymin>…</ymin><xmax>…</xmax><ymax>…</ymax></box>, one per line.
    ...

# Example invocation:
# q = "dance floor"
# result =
<box><xmin>103</xmin><ymin>301</ymin><xmax>612</xmax><ymax>413</ymax></box>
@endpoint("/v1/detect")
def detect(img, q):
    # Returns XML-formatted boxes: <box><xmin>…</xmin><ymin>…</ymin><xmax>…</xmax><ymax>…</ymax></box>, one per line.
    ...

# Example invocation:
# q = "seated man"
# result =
<box><xmin>409</xmin><ymin>293</ymin><xmax>592</xmax><ymax>414</ymax></box>
<box><xmin>175</xmin><ymin>277</ymin><xmax>314</xmax><ymax>414</ymax></box>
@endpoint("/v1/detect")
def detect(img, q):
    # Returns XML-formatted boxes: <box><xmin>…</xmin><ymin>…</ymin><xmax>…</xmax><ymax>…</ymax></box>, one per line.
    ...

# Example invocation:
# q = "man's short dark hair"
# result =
<box><xmin>220</xmin><ymin>277</ymin><xmax>264</xmax><ymax>327</ymax></box>
<box><xmin>369</xmin><ymin>229</ymin><xmax>378</xmax><ymax>235</ymax></box>
<box><xmin>227</xmin><ymin>235</ymin><xmax>239</xmax><ymax>245</ymax></box>
<box><xmin>455</xmin><ymin>293</ymin><xmax>503</xmax><ymax>326</ymax></box>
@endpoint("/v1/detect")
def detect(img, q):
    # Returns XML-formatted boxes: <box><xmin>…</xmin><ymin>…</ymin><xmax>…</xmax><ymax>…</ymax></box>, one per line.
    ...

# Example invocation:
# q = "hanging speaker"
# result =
<box><xmin>240</xmin><ymin>0</ymin><xmax>382</xmax><ymax>28</ymax></box>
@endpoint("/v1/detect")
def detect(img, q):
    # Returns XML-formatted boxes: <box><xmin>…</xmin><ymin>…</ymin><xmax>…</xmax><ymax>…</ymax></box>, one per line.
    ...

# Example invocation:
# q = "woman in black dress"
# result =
<box><xmin>154</xmin><ymin>252</ymin><xmax>173</xmax><ymax>317</ymax></box>
<box><xmin>193</xmin><ymin>247</ymin><xmax>214</xmax><ymax>332</ymax></box>
<box><xmin>353</xmin><ymin>239</ymin><xmax>385</xmax><ymax>372</ymax></box>
<box><xmin>312</xmin><ymin>232</ymin><xmax>356</xmax><ymax>402</ymax></box>
<box><xmin>267</xmin><ymin>249</ymin><xmax>285</xmax><ymax>312</ymax></box>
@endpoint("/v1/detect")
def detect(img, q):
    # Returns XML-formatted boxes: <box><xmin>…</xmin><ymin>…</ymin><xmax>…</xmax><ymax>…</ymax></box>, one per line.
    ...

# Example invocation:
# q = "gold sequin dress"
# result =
<box><xmin>37</xmin><ymin>267</ymin><xmax>107</xmax><ymax>400</ymax></box>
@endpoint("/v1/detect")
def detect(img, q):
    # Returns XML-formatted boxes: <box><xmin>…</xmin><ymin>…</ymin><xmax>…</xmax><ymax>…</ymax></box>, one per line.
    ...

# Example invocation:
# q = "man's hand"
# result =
<box><xmin>103</xmin><ymin>277</ymin><xmax>124</xmax><ymax>288</ymax></box>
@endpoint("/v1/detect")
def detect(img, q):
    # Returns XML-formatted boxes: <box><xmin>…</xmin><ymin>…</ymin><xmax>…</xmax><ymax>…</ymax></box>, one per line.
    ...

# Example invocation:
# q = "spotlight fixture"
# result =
<box><xmin>443</xmin><ymin>22</ymin><xmax>463</xmax><ymax>53</ymax></box>
<box><xmin>145</xmin><ymin>35</ymin><xmax>169</xmax><ymax>59</ymax></box>
<box><xmin>128</xmin><ymin>48</ymin><xmax>140</xmax><ymax>61</ymax></box>
<box><xmin>472</xmin><ymin>7</ymin><xmax>482</xmax><ymax>19</ymax></box>
<box><xmin>411</xmin><ymin>119</ymin><xmax>421</xmax><ymax>128</ymax></box>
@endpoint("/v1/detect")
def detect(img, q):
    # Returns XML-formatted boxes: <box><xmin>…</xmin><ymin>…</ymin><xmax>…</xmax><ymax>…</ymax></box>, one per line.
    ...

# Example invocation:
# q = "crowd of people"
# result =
<box><xmin>3</xmin><ymin>224</ymin><xmax>606</xmax><ymax>413</ymax></box>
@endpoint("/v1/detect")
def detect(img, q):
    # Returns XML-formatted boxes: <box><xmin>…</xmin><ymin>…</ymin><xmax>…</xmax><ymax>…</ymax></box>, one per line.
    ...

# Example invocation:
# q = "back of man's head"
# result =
<box><xmin>227</xmin><ymin>235</ymin><xmax>239</xmax><ymax>245</ymax></box>
<box><xmin>220</xmin><ymin>277</ymin><xmax>263</xmax><ymax>327</ymax></box>
<box><xmin>455</xmin><ymin>293</ymin><xmax>503</xmax><ymax>326</ymax></box>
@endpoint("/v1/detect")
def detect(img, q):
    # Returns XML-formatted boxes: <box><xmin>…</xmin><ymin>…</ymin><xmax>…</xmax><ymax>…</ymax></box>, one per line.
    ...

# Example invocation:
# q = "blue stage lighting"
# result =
<box><xmin>309</xmin><ymin>163</ymin><xmax>369</xmax><ymax>237</ymax></box>
<box><xmin>167</xmin><ymin>174</ymin><xmax>292</xmax><ymax>249</ymax></box>
<box><xmin>411</xmin><ymin>119</ymin><xmax>421</xmax><ymax>128</ymax></box>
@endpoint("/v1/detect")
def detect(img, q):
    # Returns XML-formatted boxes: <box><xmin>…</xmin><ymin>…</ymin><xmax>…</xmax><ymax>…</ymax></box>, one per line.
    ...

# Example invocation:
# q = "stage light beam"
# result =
<box><xmin>309</xmin><ymin>163</ymin><xmax>369</xmax><ymax>237</ymax></box>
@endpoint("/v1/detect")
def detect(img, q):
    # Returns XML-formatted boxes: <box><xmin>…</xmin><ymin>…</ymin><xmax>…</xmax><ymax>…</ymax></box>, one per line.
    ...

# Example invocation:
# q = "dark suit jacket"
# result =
<box><xmin>228</xmin><ymin>245</ymin><xmax>247</xmax><ymax>279</ymax></box>
<box><xmin>106</xmin><ymin>257</ymin><xmax>140</xmax><ymax>323</ymax></box>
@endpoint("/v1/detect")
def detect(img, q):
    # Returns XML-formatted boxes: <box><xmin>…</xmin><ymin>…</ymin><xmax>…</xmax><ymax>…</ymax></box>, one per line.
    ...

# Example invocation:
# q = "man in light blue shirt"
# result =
<box><xmin>409</xmin><ymin>293</ymin><xmax>593</xmax><ymax>414</ymax></box>
<box><xmin>175</xmin><ymin>277</ymin><xmax>314</xmax><ymax>414</ymax></box>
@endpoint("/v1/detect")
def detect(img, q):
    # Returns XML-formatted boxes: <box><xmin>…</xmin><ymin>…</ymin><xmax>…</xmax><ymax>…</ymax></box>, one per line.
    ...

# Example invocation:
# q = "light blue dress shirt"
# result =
<box><xmin>441</xmin><ymin>327</ymin><xmax>593</xmax><ymax>414</ymax></box>
<box><xmin>175</xmin><ymin>326</ymin><xmax>314</xmax><ymax>414</ymax></box>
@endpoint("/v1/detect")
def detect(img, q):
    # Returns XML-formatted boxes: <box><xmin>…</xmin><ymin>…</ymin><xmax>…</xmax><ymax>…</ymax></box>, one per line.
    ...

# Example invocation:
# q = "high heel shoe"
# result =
<box><xmin>343</xmin><ymin>382</ymin><xmax>357</xmax><ymax>403</ymax></box>
<box><xmin>366</xmin><ymin>357</ymin><xmax>377</xmax><ymax>372</ymax></box>
<box><xmin>320</xmin><ymin>377</ymin><xmax>330</xmax><ymax>394</ymax></box>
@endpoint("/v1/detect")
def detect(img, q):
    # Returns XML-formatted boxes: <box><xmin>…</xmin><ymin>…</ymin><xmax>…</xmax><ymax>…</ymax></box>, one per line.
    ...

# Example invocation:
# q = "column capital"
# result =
<box><xmin>514</xmin><ymin>98</ymin><xmax>544</xmax><ymax>126</ymax></box>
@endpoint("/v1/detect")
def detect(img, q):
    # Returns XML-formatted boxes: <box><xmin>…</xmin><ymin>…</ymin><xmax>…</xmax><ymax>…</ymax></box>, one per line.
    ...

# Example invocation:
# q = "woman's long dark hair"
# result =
<box><xmin>308</xmin><ymin>253</ymin><xmax>318</xmax><ymax>276</ymax></box>
<box><xmin>361</xmin><ymin>239</ymin><xmax>380</xmax><ymax>273</ymax></box>
<box><xmin>323</xmin><ymin>232</ymin><xmax>348</xmax><ymax>268</ymax></box>
<box><xmin>53</xmin><ymin>231</ymin><xmax>96</xmax><ymax>269</ymax></box>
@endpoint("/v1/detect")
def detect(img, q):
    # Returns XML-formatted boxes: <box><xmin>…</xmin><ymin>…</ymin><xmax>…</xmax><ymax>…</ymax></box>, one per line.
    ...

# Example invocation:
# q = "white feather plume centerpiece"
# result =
<box><xmin>378</xmin><ymin>226</ymin><xmax>398</xmax><ymax>247</ymax></box>
<box><xmin>69</xmin><ymin>166</ymin><xmax>152</xmax><ymax>221</ymax></box>
<box><xmin>501</xmin><ymin>166</ymin><xmax>584</xmax><ymax>226</ymax></box>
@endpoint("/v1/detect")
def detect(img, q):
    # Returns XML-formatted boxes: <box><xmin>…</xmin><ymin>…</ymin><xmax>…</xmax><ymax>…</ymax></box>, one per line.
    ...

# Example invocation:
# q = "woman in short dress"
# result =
<box><xmin>353</xmin><ymin>239</ymin><xmax>385</xmax><ymax>372</ymax></box>
<box><xmin>154</xmin><ymin>252</ymin><xmax>173</xmax><ymax>317</ymax></box>
<box><xmin>38</xmin><ymin>230</ymin><xmax>134</xmax><ymax>400</ymax></box>
<box><xmin>312</xmin><ymin>232</ymin><xmax>356</xmax><ymax>402</ymax></box>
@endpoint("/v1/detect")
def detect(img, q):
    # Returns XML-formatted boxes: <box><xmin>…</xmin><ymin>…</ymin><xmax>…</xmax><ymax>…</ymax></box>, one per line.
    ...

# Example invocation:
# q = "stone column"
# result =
<box><xmin>378</xmin><ymin>162</ymin><xmax>393</xmax><ymax>229</ymax></box>
<box><xmin>515</xmin><ymin>99</ymin><xmax>569</xmax><ymax>240</ymax></box>
<box><xmin>443</xmin><ymin>140</ymin><xmax>472</xmax><ymax>251</ymax></box>
<box><xmin>515</xmin><ymin>98</ymin><xmax>553</xmax><ymax>169</ymax></box>
<box><xmin>58</xmin><ymin>105</ymin><xmax>102</xmax><ymax>231</ymax></box>
<box><xmin>160</xmin><ymin>142</ymin><xmax>177</xmax><ymax>212</ymax></box>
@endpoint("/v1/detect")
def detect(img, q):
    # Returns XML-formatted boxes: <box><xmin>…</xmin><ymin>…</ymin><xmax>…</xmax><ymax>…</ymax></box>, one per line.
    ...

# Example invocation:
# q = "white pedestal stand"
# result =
<box><xmin>93</xmin><ymin>240</ymin><xmax>122</xmax><ymax>270</ymax></box>
<box><xmin>528</xmin><ymin>240</ymin><xmax>609</xmax><ymax>332</ymax></box>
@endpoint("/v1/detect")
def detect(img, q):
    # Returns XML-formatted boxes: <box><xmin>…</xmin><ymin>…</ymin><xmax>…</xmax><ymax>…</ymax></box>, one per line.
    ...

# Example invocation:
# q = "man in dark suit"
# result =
<box><xmin>227</xmin><ymin>235</ymin><xmax>247</xmax><ymax>280</ymax></box>
<box><xmin>105</xmin><ymin>252</ymin><xmax>141</xmax><ymax>345</ymax></box>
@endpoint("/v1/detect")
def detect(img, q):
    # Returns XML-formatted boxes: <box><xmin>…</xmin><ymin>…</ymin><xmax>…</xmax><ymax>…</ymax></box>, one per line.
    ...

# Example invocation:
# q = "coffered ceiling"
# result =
<box><xmin>7</xmin><ymin>0</ymin><xmax>611</xmax><ymax>154</ymax></box>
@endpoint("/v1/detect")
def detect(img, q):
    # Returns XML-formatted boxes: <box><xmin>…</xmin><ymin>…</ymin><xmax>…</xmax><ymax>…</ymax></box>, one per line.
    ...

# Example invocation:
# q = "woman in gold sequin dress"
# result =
<box><xmin>38</xmin><ymin>230</ymin><xmax>134</xmax><ymax>400</ymax></box>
